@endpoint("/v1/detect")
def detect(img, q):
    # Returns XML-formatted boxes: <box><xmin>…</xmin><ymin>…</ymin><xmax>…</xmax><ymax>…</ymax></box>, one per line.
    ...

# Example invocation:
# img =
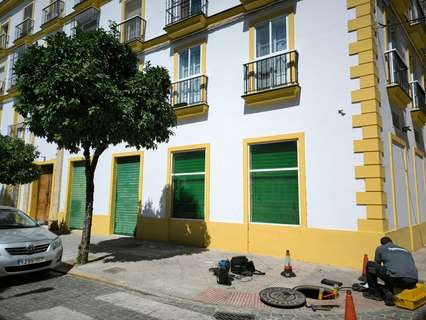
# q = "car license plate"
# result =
<box><xmin>18</xmin><ymin>257</ymin><xmax>46</xmax><ymax>266</ymax></box>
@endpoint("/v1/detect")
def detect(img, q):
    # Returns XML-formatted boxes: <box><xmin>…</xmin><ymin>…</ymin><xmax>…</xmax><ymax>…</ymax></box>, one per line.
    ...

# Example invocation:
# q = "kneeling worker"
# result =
<box><xmin>363</xmin><ymin>236</ymin><xmax>418</xmax><ymax>306</ymax></box>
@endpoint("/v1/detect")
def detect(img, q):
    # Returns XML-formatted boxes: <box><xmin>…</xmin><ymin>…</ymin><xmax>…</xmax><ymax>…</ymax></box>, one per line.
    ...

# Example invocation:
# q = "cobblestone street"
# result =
<box><xmin>0</xmin><ymin>268</ymin><xmax>425</xmax><ymax>320</ymax></box>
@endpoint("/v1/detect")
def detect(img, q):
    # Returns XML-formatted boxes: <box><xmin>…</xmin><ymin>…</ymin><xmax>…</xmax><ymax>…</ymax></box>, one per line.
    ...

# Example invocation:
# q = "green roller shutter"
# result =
<box><xmin>172</xmin><ymin>150</ymin><xmax>205</xmax><ymax>219</ymax></box>
<box><xmin>114</xmin><ymin>156</ymin><xmax>140</xmax><ymax>236</ymax></box>
<box><xmin>69</xmin><ymin>161</ymin><xmax>86</xmax><ymax>229</ymax></box>
<box><xmin>250</xmin><ymin>141</ymin><xmax>299</xmax><ymax>225</ymax></box>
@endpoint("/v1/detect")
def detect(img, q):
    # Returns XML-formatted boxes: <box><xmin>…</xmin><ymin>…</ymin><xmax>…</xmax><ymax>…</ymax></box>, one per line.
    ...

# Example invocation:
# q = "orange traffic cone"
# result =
<box><xmin>344</xmin><ymin>290</ymin><xmax>357</xmax><ymax>320</ymax></box>
<box><xmin>358</xmin><ymin>254</ymin><xmax>368</xmax><ymax>282</ymax></box>
<box><xmin>281</xmin><ymin>250</ymin><xmax>296</xmax><ymax>278</ymax></box>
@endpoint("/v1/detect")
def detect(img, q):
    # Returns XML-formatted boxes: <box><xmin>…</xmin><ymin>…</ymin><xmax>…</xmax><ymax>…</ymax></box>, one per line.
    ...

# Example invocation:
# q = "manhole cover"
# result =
<box><xmin>102</xmin><ymin>267</ymin><xmax>126</xmax><ymax>274</ymax></box>
<box><xmin>259</xmin><ymin>287</ymin><xmax>306</xmax><ymax>308</ymax></box>
<box><xmin>214</xmin><ymin>312</ymin><xmax>255</xmax><ymax>320</ymax></box>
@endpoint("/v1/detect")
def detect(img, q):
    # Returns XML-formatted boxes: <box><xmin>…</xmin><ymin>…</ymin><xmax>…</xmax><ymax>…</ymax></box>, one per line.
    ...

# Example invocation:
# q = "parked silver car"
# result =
<box><xmin>0</xmin><ymin>206</ymin><xmax>63</xmax><ymax>277</ymax></box>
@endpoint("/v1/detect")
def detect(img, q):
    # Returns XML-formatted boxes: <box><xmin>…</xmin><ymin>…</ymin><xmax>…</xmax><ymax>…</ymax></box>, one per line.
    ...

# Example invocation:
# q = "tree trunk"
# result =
<box><xmin>77</xmin><ymin>145</ymin><xmax>105</xmax><ymax>264</ymax></box>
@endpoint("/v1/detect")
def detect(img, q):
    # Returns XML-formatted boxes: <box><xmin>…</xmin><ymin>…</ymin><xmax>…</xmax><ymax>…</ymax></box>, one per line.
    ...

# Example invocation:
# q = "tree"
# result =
<box><xmin>0</xmin><ymin>134</ymin><xmax>40</xmax><ymax>185</ymax></box>
<box><xmin>14</xmin><ymin>26</ymin><xmax>176</xmax><ymax>264</ymax></box>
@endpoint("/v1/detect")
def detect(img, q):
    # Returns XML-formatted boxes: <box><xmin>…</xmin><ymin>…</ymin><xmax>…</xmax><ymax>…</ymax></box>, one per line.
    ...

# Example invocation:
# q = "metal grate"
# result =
<box><xmin>214</xmin><ymin>312</ymin><xmax>255</xmax><ymax>320</ymax></box>
<box><xmin>6</xmin><ymin>243</ymin><xmax>50</xmax><ymax>255</ymax></box>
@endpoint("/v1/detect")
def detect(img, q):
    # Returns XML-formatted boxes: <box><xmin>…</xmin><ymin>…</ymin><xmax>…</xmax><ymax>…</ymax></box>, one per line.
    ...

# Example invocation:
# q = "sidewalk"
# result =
<box><xmin>62</xmin><ymin>232</ymin><xmax>426</xmax><ymax>319</ymax></box>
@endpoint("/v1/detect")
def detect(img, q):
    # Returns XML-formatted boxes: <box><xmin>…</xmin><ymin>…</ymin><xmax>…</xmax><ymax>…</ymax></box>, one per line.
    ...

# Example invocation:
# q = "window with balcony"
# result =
<box><xmin>385</xmin><ymin>49</ymin><xmax>411</xmax><ymax>107</ymax></box>
<box><xmin>243</xmin><ymin>14</ymin><xmax>299</xmax><ymax>106</ymax></box>
<box><xmin>0</xmin><ymin>61</ymin><xmax>6</xmax><ymax>94</ymax></box>
<box><xmin>8</xmin><ymin>122</ymin><xmax>26</xmax><ymax>140</ymax></box>
<box><xmin>118</xmin><ymin>0</ymin><xmax>146</xmax><ymax>45</ymax></box>
<box><xmin>171</xmin><ymin>44</ymin><xmax>208</xmax><ymax>117</ymax></box>
<box><xmin>0</xmin><ymin>22</ymin><xmax>9</xmax><ymax>49</ymax></box>
<box><xmin>164</xmin><ymin>0</ymin><xmax>208</xmax><ymax>39</ymax></box>
<box><xmin>42</xmin><ymin>0</ymin><xmax>64</xmax><ymax>26</ymax></box>
<box><xmin>407</xmin><ymin>0</ymin><xmax>426</xmax><ymax>48</ymax></box>
<box><xmin>15</xmin><ymin>3</ymin><xmax>33</xmax><ymax>41</ymax></box>
<box><xmin>8</xmin><ymin>45</ymin><xmax>27</xmax><ymax>90</ymax></box>
<box><xmin>73</xmin><ymin>8</ymin><xmax>100</xmax><ymax>33</ymax></box>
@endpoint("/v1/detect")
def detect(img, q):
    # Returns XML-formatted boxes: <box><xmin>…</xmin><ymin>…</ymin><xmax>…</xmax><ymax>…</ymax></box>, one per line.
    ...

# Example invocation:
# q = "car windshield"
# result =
<box><xmin>0</xmin><ymin>208</ymin><xmax>38</xmax><ymax>229</ymax></box>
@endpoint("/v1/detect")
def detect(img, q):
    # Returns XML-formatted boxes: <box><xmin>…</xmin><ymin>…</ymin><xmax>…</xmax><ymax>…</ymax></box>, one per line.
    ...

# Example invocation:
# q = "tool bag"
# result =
<box><xmin>216</xmin><ymin>259</ymin><xmax>231</xmax><ymax>285</ymax></box>
<box><xmin>230</xmin><ymin>256</ymin><xmax>265</xmax><ymax>276</ymax></box>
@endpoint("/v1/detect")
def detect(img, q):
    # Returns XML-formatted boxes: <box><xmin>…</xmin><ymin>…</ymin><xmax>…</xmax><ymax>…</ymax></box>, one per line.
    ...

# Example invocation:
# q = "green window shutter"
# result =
<box><xmin>172</xmin><ymin>150</ymin><xmax>205</xmax><ymax>219</ymax></box>
<box><xmin>173</xmin><ymin>151</ymin><xmax>205</xmax><ymax>174</ymax></box>
<box><xmin>250</xmin><ymin>141</ymin><xmax>299</xmax><ymax>225</ymax></box>
<box><xmin>251</xmin><ymin>141</ymin><xmax>297</xmax><ymax>170</ymax></box>
<box><xmin>114</xmin><ymin>156</ymin><xmax>140</xmax><ymax>236</ymax></box>
<box><xmin>69</xmin><ymin>161</ymin><xmax>86</xmax><ymax>229</ymax></box>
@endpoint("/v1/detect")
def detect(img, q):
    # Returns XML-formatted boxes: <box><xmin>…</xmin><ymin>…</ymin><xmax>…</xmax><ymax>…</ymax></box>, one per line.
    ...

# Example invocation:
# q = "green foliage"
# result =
<box><xmin>59</xmin><ymin>219</ymin><xmax>70</xmax><ymax>235</ymax></box>
<box><xmin>0</xmin><ymin>134</ymin><xmax>40</xmax><ymax>185</ymax></box>
<box><xmin>14</xmin><ymin>26</ymin><xmax>176</xmax><ymax>153</ymax></box>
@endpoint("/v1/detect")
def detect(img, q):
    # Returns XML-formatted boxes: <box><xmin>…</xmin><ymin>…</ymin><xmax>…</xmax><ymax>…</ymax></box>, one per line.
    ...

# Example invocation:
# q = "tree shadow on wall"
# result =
<box><xmin>90</xmin><ymin>186</ymin><xmax>211</xmax><ymax>263</ymax></box>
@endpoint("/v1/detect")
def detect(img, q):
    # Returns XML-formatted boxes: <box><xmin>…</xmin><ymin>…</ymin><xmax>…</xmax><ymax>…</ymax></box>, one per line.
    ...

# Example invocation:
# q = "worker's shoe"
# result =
<box><xmin>363</xmin><ymin>290</ymin><xmax>383</xmax><ymax>301</ymax></box>
<box><xmin>383</xmin><ymin>289</ymin><xmax>395</xmax><ymax>306</ymax></box>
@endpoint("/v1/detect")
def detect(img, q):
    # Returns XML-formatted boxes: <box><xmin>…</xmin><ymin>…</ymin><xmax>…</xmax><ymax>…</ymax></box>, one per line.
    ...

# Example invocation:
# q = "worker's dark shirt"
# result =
<box><xmin>374</xmin><ymin>243</ymin><xmax>418</xmax><ymax>280</ymax></box>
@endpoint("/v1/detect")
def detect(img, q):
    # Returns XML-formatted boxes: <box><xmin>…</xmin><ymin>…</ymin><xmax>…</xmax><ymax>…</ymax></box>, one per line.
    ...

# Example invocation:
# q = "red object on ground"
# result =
<box><xmin>344</xmin><ymin>290</ymin><xmax>357</xmax><ymax>320</ymax></box>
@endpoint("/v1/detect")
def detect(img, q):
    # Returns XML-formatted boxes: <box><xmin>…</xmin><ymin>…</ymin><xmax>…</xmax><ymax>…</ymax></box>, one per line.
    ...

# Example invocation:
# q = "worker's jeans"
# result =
<box><xmin>366</xmin><ymin>261</ymin><xmax>417</xmax><ymax>294</ymax></box>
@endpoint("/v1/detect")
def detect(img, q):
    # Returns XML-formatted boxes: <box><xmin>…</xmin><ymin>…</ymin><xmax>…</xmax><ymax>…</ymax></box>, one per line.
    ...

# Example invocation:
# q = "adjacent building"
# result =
<box><xmin>0</xmin><ymin>0</ymin><xmax>425</xmax><ymax>268</ymax></box>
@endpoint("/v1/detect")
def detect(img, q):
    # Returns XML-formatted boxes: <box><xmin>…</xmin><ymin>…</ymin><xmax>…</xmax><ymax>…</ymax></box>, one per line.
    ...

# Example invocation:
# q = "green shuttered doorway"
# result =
<box><xmin>114</xmin><ymin>156</ymin><xmax>140</xmax><ymax>236</ymax></box>
<box><xmin>250</xmin><ymin>141</ymin><xmax>299</xmax><ymax>225</ymax></box>
<box><xmin>172</xmin><ymin>150</ymin><xmax>205</xmax><ymax>219</ymax></box>
<box><xmin>69</xmin><ymin>161</ymin><xmax>86</xmax><ymax>229</ymax></box>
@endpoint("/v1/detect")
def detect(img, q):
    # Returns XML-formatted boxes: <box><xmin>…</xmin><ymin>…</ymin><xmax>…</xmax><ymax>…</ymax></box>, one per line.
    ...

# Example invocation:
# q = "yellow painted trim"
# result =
<box><xmin>412</xmin><ymin>148</ymin><xmax>422</xmax><ymax>226</ymax></box>
<box><xmin>166</xmin><ymin>143</ymin><xmax>211</xmax><ymax>223</ymax></box>
<box><xmin>64</xmin><ymin>156</ymin><xmax>85</xmax><ymax>225</ymax></box>
<box><xmin>388</xmin><ymin>132</ymin><xmax>414</xmax><ymax>247</ymax></box>
<box><xmin>288</xmin><ymin>12</ymin><xmax>295</xmax><ymax>50</ymax></box>
<box><xmin>108</xmin><ymin>151</ymin><xmax>144</xmax><ymax>235</ymax></box>
<box><xmin>243</xmin><ymin>132</ymin><xmax>307</xmax><ymax>230</ymax></box>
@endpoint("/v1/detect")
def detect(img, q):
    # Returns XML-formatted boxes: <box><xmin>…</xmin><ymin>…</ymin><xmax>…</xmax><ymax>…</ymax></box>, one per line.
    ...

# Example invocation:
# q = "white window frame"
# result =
<box><xmin>178</xmin><ymin>44</ymin><xmax>202</xmax><ymax>81</ymax></box>
<box><xmin>253</xmin><ymin>15</ymin><xmax>289</xmax><ymax>62</ymax></box>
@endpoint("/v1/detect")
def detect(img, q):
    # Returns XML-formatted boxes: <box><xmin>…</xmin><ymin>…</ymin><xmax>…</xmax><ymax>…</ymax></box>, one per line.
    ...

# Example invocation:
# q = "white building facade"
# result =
<box><xmin>0</xmin><ymin>0</ymin><xmax>425</xmax><ymax>268</ymax></box>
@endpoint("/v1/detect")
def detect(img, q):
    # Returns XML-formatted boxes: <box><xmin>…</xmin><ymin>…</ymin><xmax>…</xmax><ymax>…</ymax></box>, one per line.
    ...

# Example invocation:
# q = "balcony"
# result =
<box><xmin>15</xmin><ymin>18</ymin><xmax>33</xmax><ymax>42</ymax></box>
<box><xmin>242</xmin><ymin>50</ymin><xmax>300</xmax><ymax>106</ymax></box>
<box><xmin>240</xmin><ymin>0</ymin><xmax>277</xmax><ymax>11</ymax></box>
<box><xmin>73</xmin><ymin>7</ymin><xmax>100</xmax><ymax>33</ymax></box>
<box><xmin>411</xmin><ymin>81</ymin><xmax>426</xmax><ymax>126</ymax></box>
<box><xmin>118</xmin><ymin>16</ymin><xmax>146</xmax><ymax>51</ymax></box>
<box><xmin>42</xmin><ymin>0</ymin><xmax>64</xmax><ymax>27</ymax></box>
<box><xmin>407</xmin><ymin>0</ymin><xmax>426</xmax><ymax>49</ymax></box>
<box><xmin>164</xmin><ymin>0</ymin><xmax>208</xmax><ymax>40</ymax></box>
<box><xmin>171</xmin><ymin>75</ymin><xmax>208</xmax><ymax>118</ymax></box>
<box><xmin>0</xmin><ymin>33</ymin><xmax>8</xmax><ymax>49</ymax></box>
<box><xmin>385</xmin><ymin>49</ymin><xmax>411</xmax><ymax>108</ymax></box>
<box><xmin>7</xmin><ymin>122</ymin><xmax>26</xmax><ymax>140</ymax></box>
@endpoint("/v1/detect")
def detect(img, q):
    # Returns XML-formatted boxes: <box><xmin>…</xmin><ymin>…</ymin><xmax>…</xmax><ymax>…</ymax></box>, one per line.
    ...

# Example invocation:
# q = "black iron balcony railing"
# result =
<box><xmin>244</xmin><ymin>50</ymin><xmax>299</xmax><ymax>95</ymax></box>
<box><xmin>0</xmin><ymin>80</ymin><xmax>5</xmax><ymax>94</ymax></box>
<box><xmin>0</xmin><ymin>33</ymin><xmax>8</xmax><ymax>49</ymax></box>
<box><xmin>73</xmin><ymin>8</ymin><xmax>100</xmax><ymax>33</ymax></box>
<box><xmin>171</xmin><ymin>75</ymin><xmax>208</xmax><ymax>107</ymax></box>
<box><xmin>42</xmin><ymin>0</ymin><xmax>64</xmax><ymax>25</ymax></box>
<box><xmin>411</xmin><ymin>80</ymin><xmax>426</xmax><ymax>112</ymax></box>
<box><xmin>385</xmin><ymin>49</ymin><xmax>410</xmax><ymax>95</ymax></box>
<box><xmin>7</xmin><ymin>122</ymin><xmax>26</xmax><ymax>140</ymax></box>
<box><xmin>166</xmin><ymin>0</ymin><xmax>208</xmax><ymax>26</ymax></box>
<box><xmin>15</xmin><ymin>18</ymin><xmax>33</xmax><ymax>40</ymax></box>
<box><xmin>408</xmin><ymin>0</ymin><xmax>426</xmax><ymax>31</ymax></box>
<box><xmin>118</xmin><ymin>16</ymin><xmax>146</xmax><ymax>43</ymax></box>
